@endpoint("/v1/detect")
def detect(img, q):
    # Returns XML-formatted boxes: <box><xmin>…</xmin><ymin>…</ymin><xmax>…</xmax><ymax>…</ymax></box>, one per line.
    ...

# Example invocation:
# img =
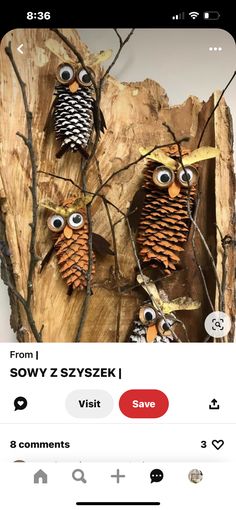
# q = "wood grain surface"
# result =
<box><xmin>0</xmin><ymin>29</ymin><xmax>234</xmax><ymax>342</ymax></box>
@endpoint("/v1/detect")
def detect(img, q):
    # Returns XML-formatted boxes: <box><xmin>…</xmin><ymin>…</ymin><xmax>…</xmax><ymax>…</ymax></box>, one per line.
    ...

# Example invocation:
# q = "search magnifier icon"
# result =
<box><xmin>72</xmin><ymin>469</ymin><xmax>87</xmax><ymax>483</ymax></box>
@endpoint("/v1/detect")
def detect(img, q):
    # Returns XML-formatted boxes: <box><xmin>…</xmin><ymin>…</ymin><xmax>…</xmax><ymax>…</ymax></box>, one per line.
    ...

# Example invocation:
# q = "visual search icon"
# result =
<box><xmin>14</xmin><ymin>397</ymin><xmax>28</xmax><ymax>411</ymax></box>
<box><xmin>72</xmin><ymin>469</ymin><xmax>87</xmax><ymax>483</ymax></box>
<box><xmin>150</xmin><ymin>469</ymin><xmax>164</xmax><ymax>483</ymax></box>
<box><xmin>204</xmin><ymin>311</ymin><xmax>231</xmax><ymax>338</ymax></box>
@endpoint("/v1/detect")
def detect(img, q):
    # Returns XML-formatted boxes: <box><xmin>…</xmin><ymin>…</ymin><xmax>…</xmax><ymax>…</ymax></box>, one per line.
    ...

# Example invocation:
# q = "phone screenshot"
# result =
<box><xmin>0</xmin><ymin>8</ymin><xmax>235</xmax><ymax>509</ymax></box>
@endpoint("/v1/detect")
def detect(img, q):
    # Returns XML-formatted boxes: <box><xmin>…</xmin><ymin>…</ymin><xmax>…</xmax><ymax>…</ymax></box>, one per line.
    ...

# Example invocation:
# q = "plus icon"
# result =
<box><xmin>110</xmin><ymin>469</ymin><xmax>126</xmax><ymax>483</ymax></box>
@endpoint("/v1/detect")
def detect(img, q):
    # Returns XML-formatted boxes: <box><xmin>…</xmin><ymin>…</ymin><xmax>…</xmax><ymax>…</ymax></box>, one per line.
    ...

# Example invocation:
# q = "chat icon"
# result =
<box><xmin>150</xmin><ymin>469</ymin><xmax>164</xmax><ymax>483</ymax></box>
<box><xmin>14</xmin><ymin>397</ymin><xmax>27</xmax><ymax>411</ymax></box>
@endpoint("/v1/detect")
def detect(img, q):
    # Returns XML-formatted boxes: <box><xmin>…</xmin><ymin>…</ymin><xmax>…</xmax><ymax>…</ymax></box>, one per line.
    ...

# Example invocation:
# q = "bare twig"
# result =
<box><xmin>100</xmin><ymin>29</ymin><xmax>135</xmax><ymax>84</ymax></box>
<box><xmin>38</xmin><ymin>169</ymin><xmax>129</xmax><ymax>219</ymax></box>
<box><xmin>0</xmin><ymin>249</ymin><xmax>41</xmax><ymax>341</ymax></box>
<box><xmin>163</xmin><ymin>122</ymin><xmax>222</xmax><ymax>304</ymax></box>
<box><xmin>74</xmin><ymin>157</ymin><xmax>94</xmax><ymax>342</ymax></box>
<box><xmin>198</xmin><ymin>70</ymin><xmax>236</xmax><ymax>147</ymax></box>
<box><xmin>215</xmin><ymin>226</ymin><xmax>232</xmax><ymax>312</ymax></box>
<box><xmin>95</xmin><ymin>158</ymin><xmax>121</xmax><ymax>289</ymax></box>
<box><xmin>5</xmin><ymin>42</ymin><xmax>42</xmax><ymax>342</ymax></box>
<box><xmin>0</xmin><ymin>250</ymin><xmax>27</xmax><ymax>308</ymax></box>
<box><xmin>192</xmin><ymin>197</ymin><xmax>215</xmax><ymax>312</ymax></box>
<box><xmin>115</xmin><ymin>296</ymin><xmax>122</xmax><ymax>343</ymax></box>
<box><xmin>38</xmin><ymin>170</ymin><xmax>83</xmax><ymax>190</ymax></box>
<box><xmin>87</xmin><ymin>29</ymin><xmax>135</xmax><ymax>166</ymax></box>
<box><xmin>74</xmin><ymin>203</ymin><xmax>93</xmax><ymax>342</ymax></box>
<box><xmin>92</xmin><ymin>138</ymin><xmax>189</xmax><ymax>200</ymax></box>
<box><xmin>92</xmin><ymin>28</ymin><xmax>135</xmax><ymax>160</ymax></box>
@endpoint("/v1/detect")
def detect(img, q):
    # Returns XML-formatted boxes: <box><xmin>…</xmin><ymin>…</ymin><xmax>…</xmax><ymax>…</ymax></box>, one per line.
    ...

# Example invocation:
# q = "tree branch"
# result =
<box><xmin>92</xmin><ymin>138</ymin><xmax>189</xmax><ymax>200</ymax></box>
<box><xmin>5</xmin><ymin>42</ymin><xmax>42</xmax><ymax>342</ymax></box>
<box><xmin>100</xmin><ymin>29</ymin><xmax>135</xmax><ymax>84</ymax></box>
<box><xmin>215</xmin><ymin>226</ymin><xmax>232</xmax><ymax>312</ymax></box>
<box><xmin>163</xmin><ymin>122</ymin><xmax>222</xmax><ymax>306</ymax></box>
<box><xmin>191</xmin><ymin>197</ymin><xmax>215</xmax><ymax>312</ymax></box>
<box><xmin>198</xmin><ymin>70</ymin><xmax>236</xmax><ymax>147</ymax></box>
<box><xmin>95</xmin><ymin>158</ymin><xmax>121</xmax><ymax>290</ymax></box>
<box><xmin>0</xmin><ymin>249</ymin><xmax>41</xmax><ymax>341</ymax></box>
<box><xmin>74</xmin><ymin>158</ymin><xmax>94</xmax><ymax>342</ymax></box>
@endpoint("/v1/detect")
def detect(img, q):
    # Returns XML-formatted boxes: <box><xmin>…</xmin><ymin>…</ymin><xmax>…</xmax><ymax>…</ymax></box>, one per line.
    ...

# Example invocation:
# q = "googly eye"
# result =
<box><xmin>47</xmin><ymin>214</ymin><xmax>65</xmax><ymax>232</ymax></box>
<box><xmin>139</xmin><ymin>305</ymin><xmax>157</xmax><ymax>325</ymax></box>
<box><xmin>152</xmin><ymin>166</ymin><xmax>175</xmax><ymax>188</ymax></box>
<box><xmin>68</xmin><ymin>212</ymin><xmax>84</xmax><ymax>229</ymax></box>
<box><xmin>56</xmin><ymin>63</ymin><xmax>75</xmax><ymax>84</ymax></box>
<box><xmin>77</xmin><ymin>68</ymin><xmax>93</xmax><ymax>86</ymax></box>
<box><xmin>157</xmin><ymin>316</ymin><xmax>175</xmax><ymax>336</ymax></box>
<box><xmin>177</xmin><ymin>165</ymin><xmax>198</xmax><ymax>187</ymax></box>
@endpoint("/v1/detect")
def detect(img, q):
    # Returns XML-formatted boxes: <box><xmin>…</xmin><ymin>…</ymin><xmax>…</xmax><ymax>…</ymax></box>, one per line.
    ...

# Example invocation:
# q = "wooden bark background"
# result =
<box><xmin>0</xmin><ymin>29</ymin><xmax>235</xmax><ymax>342</ymax></box>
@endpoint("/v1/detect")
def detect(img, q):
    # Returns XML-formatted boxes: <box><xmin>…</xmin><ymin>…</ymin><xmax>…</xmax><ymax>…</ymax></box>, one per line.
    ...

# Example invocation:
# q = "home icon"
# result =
<box><xmin>34</xmin><ymin>469</ymin><xmax>48</xmax><ymax>484</ymax></box>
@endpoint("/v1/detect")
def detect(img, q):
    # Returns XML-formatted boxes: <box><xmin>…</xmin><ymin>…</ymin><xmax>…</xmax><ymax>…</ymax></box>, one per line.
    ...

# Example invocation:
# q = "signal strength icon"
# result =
<box><xmin>189</xmin><ymin>11</ymin><xmax>200</xmax><ymax>19</ymax></box>
<box><xmin>172</xmin><ymin>12</ymin><xmax>185</xmax><ymax>20</ymax></box>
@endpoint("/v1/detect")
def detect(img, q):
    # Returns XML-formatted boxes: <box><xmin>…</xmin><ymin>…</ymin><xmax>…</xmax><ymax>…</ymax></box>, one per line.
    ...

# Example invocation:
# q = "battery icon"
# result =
<box><xmin>204</xmin><ymin>11</ymin><xmax>220</xmax><ymax>20</ymax></box>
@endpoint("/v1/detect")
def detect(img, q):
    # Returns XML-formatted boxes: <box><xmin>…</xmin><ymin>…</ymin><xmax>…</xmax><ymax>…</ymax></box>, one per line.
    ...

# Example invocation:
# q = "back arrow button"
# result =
<box><xmin>17</xmin><ymin>44</ymin><xmax>24</xmax><ymax>54</ymax></box>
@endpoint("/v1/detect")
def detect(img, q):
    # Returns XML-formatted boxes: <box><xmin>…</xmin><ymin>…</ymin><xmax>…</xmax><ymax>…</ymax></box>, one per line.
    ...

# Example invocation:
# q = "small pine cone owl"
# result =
<box><xmin>127</xmin><ymin>302</ymin><xmax>177</xmax><ymax>343</ymax></box>
<box><xmin>47</xmin><ymin>62</ymin><xmax>106</xmax><ymax>159</ymax></box>
<box><xmin>41</xmin><ymin>196</ymin><xmax>113</xmax><ymax>292</ymax></box>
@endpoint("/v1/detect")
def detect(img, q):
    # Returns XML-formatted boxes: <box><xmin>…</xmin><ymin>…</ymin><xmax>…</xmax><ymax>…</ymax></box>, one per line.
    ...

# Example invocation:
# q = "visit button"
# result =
<box><xmin>119</xmin><ymin>389</ymin><xmax>169</xmax><ymax>418</ymax></box>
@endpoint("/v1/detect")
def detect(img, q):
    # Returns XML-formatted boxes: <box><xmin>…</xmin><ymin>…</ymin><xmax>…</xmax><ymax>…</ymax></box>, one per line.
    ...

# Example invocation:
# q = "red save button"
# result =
<box><xmin>119</xmin><ymin>389</ymin><xmax>169</xmax><ymax>418</ymax></box>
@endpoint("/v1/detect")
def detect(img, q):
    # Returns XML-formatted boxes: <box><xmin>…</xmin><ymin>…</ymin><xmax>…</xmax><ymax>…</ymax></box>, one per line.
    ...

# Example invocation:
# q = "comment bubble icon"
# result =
<box><xmin>150</xmin><ymin>469</ymin><xmax>164</xmax><ymax>483</ymax></box>
<box><xmin>14</xmin><ymin>397</ymin><xmax>28</xmax><ymax>411</ymax></box>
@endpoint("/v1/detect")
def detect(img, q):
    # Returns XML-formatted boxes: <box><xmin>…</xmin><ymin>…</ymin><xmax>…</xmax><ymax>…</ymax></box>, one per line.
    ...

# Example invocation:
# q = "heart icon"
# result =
<box><xmin>18</xmin><ymin>401</ymin><xmax>24</xmax><ymax>407</ymax></box>
<box><xmin>212</xmin><ymin>439</ymin><xmax>224</xmax><ymax>450</ymax></box>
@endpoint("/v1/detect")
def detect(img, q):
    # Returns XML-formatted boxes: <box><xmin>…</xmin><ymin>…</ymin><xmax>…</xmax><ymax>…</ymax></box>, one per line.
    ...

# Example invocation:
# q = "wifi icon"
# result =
<box><xmin>189</xmin><ymin>11</ymin><xmax>199</xmax><ymax>19</ymax></box>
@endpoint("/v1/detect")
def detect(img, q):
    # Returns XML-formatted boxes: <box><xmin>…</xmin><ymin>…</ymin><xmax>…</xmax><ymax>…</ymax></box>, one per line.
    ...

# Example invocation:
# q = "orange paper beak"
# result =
<box><xmin>69</xmin><ymin>81</ymin><xmax>79</xmax><ymax>93</ymax></box>
<box><xmin>63</xmin><ymin>225</ymin><xmax>73</xmax><ymax>239</ymax></box>
<box><xmin>168</xmin><ymin>180</ymin><xmax>181</xmax><ymax>198</ymax></box>
<box><xmin>146</xmin><ymin>324</ymin><xmax>158</xmax><ymax>342</ymax></box>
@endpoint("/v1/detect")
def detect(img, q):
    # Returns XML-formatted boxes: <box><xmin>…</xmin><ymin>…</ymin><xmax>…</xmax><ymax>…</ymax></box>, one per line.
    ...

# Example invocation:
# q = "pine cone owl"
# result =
<box><xmin>41</xmin><ymin>195</ymin><xmax>113</xmax><ymax>292</ymax></box>
<box><xmin>129</xmin><ymin>145</ymin><xmax>219</xmax><ymax>275</ymax></box>
<box><xmin>127</xmin><ymin>274</ymin><xmax>201</xmax><ymax>343</ymax></box>
<box><xmin>46</xmin><ymin>62</ymin><xmax>106</xmax><ymax>159</ymax></box>
<box><xmin>128</xmin><ymin>302</ymin><xmax>177</xmax><ymax>343</ymax></box>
